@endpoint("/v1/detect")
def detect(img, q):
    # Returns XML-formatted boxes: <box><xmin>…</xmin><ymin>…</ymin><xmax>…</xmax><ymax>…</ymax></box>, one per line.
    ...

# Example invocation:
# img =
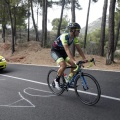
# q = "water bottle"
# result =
<box><xmin>68</xmin><ymin>73</ymin><xmax>73</xmax><ymax>81</ymax></box>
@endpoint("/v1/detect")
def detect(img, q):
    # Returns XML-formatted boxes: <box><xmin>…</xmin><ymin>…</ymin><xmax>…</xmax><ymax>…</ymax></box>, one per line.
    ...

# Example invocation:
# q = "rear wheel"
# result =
<box><xmin>47</xmin><ymin>69</ymin><xmax>65</xmax><ymax>95</ymax></box>
<box><xmin>74</xmin><ymin>73</ymin><xmax>101</xmax><ymax>106</ymax></box>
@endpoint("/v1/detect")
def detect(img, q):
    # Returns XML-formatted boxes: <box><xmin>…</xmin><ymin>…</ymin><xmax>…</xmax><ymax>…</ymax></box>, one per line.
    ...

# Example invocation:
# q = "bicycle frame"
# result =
<box><xmin>64</xmin><ymin>66</ymin><xmax>88</xmax><ymax>90</ymax></box>
<box><xmin>67</xmin><ymin>74</ymin><xmax>77</xmax><ymax>87</ymax></box>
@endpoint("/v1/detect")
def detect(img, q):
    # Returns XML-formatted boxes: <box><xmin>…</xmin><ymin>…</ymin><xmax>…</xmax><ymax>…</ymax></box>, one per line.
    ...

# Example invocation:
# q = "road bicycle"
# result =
<box><xmin>47</xmin><ymin>58</ymin><xmax>101</xmax><ymax>106</ymax></box>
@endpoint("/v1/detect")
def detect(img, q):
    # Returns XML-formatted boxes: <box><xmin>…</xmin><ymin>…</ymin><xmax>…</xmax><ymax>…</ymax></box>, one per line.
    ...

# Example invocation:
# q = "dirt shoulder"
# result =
<box><xmin>0</xmin><ymin>41</ymin><xmax>120</xmax><ymax>71</ymax></box>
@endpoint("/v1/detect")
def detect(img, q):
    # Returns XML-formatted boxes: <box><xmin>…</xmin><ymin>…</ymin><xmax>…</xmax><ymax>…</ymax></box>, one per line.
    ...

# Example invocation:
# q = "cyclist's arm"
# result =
<box><xmin>73</xmin><ymin>38</ymin><xmax>86</xmax><ymax>61</ymax></box>
<box><xmin>63</xmin><ymin>44</ymin><xmax>76</xmax><ymax>63</ymax></box>
<box><xmin>75</xmin><ymin>44</ymin><xmax>86</xmax><ymax>60</ymax></box>
<box><xmin>61</xmin><ymin>34</ymin><xmax>76</xmax><ymax>63</ymax></box>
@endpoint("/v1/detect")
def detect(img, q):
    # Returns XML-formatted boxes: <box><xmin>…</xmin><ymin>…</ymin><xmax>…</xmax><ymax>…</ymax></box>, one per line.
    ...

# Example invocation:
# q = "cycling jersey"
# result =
<box><xmin>52</xmin><ymin>33</ymin><xmax>79</xmax><ymax>50</ymax></box>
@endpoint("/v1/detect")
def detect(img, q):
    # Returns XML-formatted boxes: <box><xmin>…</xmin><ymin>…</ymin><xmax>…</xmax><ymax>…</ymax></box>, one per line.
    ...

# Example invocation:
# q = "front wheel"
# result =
<box><xmin>47</xmin><ymin>69</ymin><xmax>65</xmax><ymax>95</ymax></box>
<box><xmin>74</xmin><ymin>73</ymin><xmax>101</xmax><ymax>106</ymax></box>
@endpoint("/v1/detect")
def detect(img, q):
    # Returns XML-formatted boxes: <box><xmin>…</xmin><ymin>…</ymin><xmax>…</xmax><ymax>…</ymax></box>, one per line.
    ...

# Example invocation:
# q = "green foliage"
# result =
<box><xmin>114</xmin><ymin>49</ymin><xmax>120</xmax><ymax>59</ymax></box>
<box><xmin>87</xmin><ymin>28</ymin><xmax>109</xmax><ymax>43</ymax></box>
<box><xmin>78</xmin><ymin>34</ymin><xmax>84</xmax><ymax>48</ymax></box>
<box><xmin>46</xmin><ymin>31</ymin><xmax>57</xmax><ymax>48</ymax></box>
<box><xmin>51</xmin><ymin>16</ymin><xmax>69</xmax><ymax>30</ymax></box>
<box><xmin>86</xmin><ymin>41</ymin><xmax>100</xmax><ymax>55</ymax></box>
<box><xmin>87</xmin><ymin>29</ymin><xmax>100</xmax><ymax>43</ymax></box>
<box><xmin>79</xmin><ymin>28</ymin><xmax>109</xmax><ymax>55</ymax></box>
<box><xmin>116</xmin><ymin>41</ymin><xmax>120</xmax><ymax>49</ymax></box>
<box><xmin>92</xmin><ymin>0</ymin><xmax>98</xmax><ymax>2</ymax></box>
<box><xmin>0</xmin><ymin>0</ymin><xmax>9</xmax><ymax>25</ymax></box>
<box><xmin>50</xmin><ymin>0</ymin><xmax>81</xmax><ymax>10</ymax></box>
<box><xmin>11</xmin><ymin>5</ymin><xmax>28</xmax><ymax>29</ymax></box>
<box><xmin>0</xmin><ymin>0</ymin><xmax>28</xmax><ymax>29</ymax></box>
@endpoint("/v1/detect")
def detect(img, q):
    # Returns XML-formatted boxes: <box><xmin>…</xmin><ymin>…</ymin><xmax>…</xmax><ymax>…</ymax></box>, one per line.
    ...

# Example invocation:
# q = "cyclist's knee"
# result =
<box><xmin>68</xmin><ymin>60</ymin><xmax>75</xmax><ymax>66</ymax></box>
<box><xmin>59</xmin><ymin>62</ymin><xmax>66</xmax><ymax>70</ymax></box>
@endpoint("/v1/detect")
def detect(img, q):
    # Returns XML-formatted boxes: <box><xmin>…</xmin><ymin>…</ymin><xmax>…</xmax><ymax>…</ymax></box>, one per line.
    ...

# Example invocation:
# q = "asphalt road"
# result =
<box><xmin>0</xmin><ymin>63</ymin><xmax>120</xmax><ymax>120</ymax></box>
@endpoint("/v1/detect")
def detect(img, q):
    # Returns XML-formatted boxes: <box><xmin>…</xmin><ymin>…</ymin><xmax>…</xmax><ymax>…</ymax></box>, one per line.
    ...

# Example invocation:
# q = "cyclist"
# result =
<box><xmin>51</xmin><ymin>22</ymin><xmax>87</xmax><ymax>90</ymax></box>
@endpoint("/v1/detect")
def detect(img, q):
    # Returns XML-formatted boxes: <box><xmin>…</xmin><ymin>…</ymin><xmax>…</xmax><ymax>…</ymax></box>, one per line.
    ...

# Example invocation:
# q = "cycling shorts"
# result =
<box><xmin>51</xmin><ymin>49</ymin><xmax>70</xmax><ymax>64</ymax></box>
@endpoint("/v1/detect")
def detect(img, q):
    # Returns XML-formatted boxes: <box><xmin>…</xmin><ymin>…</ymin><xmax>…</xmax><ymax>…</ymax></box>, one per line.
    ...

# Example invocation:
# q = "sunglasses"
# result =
<box><xmin>75</xmin><ymin>29</ymin><xmax>80</xmax><ymax>33</ymax></box>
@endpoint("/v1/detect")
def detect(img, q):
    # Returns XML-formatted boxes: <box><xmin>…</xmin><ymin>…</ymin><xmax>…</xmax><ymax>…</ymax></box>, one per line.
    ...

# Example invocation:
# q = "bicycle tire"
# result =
<box><xmin>74</xmin><ymin>73</ymin><xmax>101</xmax><ymax>106</ymax></box>
<box><xmin>47</xmin><ymin>69</ymin><xmax>65</xmax><ymax>95</ymax></box>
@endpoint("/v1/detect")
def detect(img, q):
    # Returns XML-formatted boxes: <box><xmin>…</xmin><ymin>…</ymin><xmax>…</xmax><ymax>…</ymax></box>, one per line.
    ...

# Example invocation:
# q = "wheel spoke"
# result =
<box><xmin>47</xmin><ymin>69</ymin><xmax>65</xmax><ymax>95</ymax></box>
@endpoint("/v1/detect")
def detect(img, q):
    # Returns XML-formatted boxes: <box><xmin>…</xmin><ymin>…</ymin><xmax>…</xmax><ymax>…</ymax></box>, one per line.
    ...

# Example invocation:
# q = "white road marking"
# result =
<box><xmin>1</xmin><ymin>74</ymin><xmax>120</xmax><ymax>102</ymax></box>
<box><xmin>101</xmin><ymin>95</ymin><xmax>120</xmax><ymax>101</ymax></box>
<box><xmin>24</xmin><ymin>87</ymin><xmax>56</xmax><ymax>97</ymax></box>
<box><xmin>0</xmin><ymin>74</ymin><xmax>47</xmax><ymax>85</ymax></box>
<box><xmin>0</xmin><ymin>92</ymin><xmax>35</xmax><ymax>107</ymax></box>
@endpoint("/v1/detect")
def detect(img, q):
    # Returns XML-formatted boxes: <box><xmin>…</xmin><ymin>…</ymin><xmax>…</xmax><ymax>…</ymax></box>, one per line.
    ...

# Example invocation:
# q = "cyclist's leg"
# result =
<box><xmin>57</xmin><ymin>60</ymin><xmax>66</xmax><ymax>76</ymax></box>
<box><xmin>65</xmin><ymin>57</ymin><xmax>76</xmax><ymax>75</ymax></box>
<box><xmin>51</xmin><ymin>50</ymin><xmax>67</xmax><ymax>76</ymax></box>
<box><xmin>55</xmin><ymin>60</ymin><xmax>66</xmax><ymax>90</ymax></box>
<box><xmin>51</xmin><ymin>50</ymin><xmax>67</xmax><ymax>89</ymax></box>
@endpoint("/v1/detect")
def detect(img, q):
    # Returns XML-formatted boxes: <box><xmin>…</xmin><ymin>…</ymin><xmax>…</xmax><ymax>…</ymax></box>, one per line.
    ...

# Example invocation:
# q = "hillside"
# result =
<box><xmin>81</xmin><ymin>16</ymin><xmax>109</xmax><ymax>34</ymax></box>
<box><xmin>0</xmin><ymin>41</ymin><xmax>120</xmax><ymax>71</ymax></box>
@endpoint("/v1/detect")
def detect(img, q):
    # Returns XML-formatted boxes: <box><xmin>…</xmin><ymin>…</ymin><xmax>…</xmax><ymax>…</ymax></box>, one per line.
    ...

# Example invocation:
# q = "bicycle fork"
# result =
<box><xmin>80</xmin><ymin>74</ymin><xmax>89</xmax><ymax>90</ymax></box>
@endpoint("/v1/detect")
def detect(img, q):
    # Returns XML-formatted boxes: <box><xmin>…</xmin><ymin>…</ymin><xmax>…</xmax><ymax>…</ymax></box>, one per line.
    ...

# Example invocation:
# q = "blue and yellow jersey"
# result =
<box><xmin>52</xmin><ymin>33</ymin><xmax>79</xmax><ymax>50</ymax></box>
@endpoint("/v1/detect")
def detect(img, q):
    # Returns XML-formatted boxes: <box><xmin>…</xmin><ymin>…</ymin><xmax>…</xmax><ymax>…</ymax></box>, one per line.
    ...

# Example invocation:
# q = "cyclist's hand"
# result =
<box><xmin>73</xmin><ymin>64</ymin><xmax>79</xmax><ymax>72</ymax></box>
<box><xmin>73</xmin><ymin>61</ymin><xmax>77</xmax><ymax>65</ymax></box>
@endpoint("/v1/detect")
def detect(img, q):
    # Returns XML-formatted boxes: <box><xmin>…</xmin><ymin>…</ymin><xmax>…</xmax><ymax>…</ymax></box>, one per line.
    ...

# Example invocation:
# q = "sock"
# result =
<box><xmin>56</xmin><ymin>75</ymin><xmax>60</xmax><ymax>82</ymax></box>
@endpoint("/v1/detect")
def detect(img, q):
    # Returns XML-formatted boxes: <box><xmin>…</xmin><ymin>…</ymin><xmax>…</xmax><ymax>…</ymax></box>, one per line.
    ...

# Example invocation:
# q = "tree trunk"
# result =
<box><xmin>56</xmin><ymin>0</ymin><xmax>65</xmax><ymax>38</ymax></box>
<box><xmin>30</xmin><ymin>0</ymin><xmax>39</xmax><ymax>41</ymax></box>
<box><xmin>84</xmin><ymin>0</ymin><xmax>91</xmax><ymax>49</ymax></box>
<box><xmin>106</xmin><ymin>0</ymin><xmax>116</xmax><ymax>65</ymax></box>
<box><xmin>71</xmin><ymin>0</ymin><xmax>75</xmax><ymax>57</ymax></box>
<box><xmin>2</xmin><ymin>25</ymin><xmax>6</xmax><ymax>43</ymax></box>
<box><xmin>99</xmin><ymin>0</ymin><xmax>108</xmax><ymax>56</ymax></box>
<box><xmin>13</xmin><ymin>6</ymin><xmax>17</xmax><ymax>45</ymax></box>
<box><xmin>5</xmin><ymin>0</ymin><xmax>15</xmax><ymax>54</ymax></box>
<box><xmin>42</xmin><ymin>0</ymin><xmax>45</xmax><ymax>47</ymax></box>
<box><xmin>27</xmin><ymin>0</ymin><xmax>30</xmax><ymax>42</ymax></box>
<box><xmin>1</xmin><ymin>0</ymin><xmax>6</xmax><ymax>43</ymax></box>
<box><xmin>44</xmin><ymin>0</ymin><xmax>47</xmax><ymax>46</ymax></box>
<box><xmin>42</xmin><ymin>0</ymin><xmax>47</xmax><ymax>47</ymax></box>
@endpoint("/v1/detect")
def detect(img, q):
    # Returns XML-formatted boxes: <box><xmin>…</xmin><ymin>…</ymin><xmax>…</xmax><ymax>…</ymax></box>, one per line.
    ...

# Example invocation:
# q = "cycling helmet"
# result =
<box><xmin>68</xmin><ymin>22</ymin><xmax>81</xmax><ymax>30</ymax></box>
